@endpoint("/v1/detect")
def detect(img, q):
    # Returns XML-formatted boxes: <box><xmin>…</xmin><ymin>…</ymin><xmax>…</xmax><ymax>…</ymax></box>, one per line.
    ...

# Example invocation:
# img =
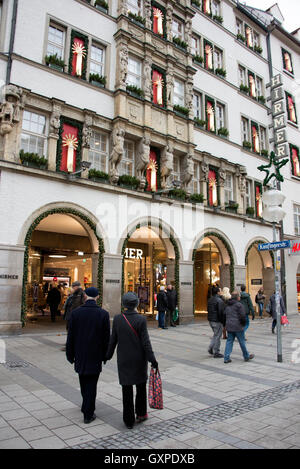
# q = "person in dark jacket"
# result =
<box><xmin>239</xmin><ymin>285</ymin><xmax>255</xmax><ymax>339</ymax></box>
<box><xmin>106</xmin><ymin>292</ymin><xmax>158</xmax><ymax>429</ymax></box>
<box><xmin>157</xmin><ymin>286</ymin><xmax>168</xmax><ymax>329</ymax></box>
<box><xmin>166</xmin><ymin>284</ymin><xmax>177</xmax><ymax>327</ymax></box>
<box><xmin>207</xmin><ymin>286</ymin><xmax>225</xmax><ymax>358</ymax></box>
<box><xmin>61</xmin><ymin>281</ymin><xmax>85</xmax><ymax>351</ymax></box>
<box><xmin>66</xmin><ymin>287</ymin><xmax>110</xmax><ymax>424</ymax></box>
<box><xmin>269</xmin><ymin>292</ymin><xmax>286</xmax><ymax>334</ymax></box>
<box><xmin>255</xmin><ymin>288</ymin><xmax>265</xmax><ymax>319</ymax></box>
<box><xmin>47</xmin><ymin>284</ymin><xmax>61</xmax><ymax>322</ymax></box>
<box><xmin>224</xmin><ymin>291</ymin><xmax>255</xmax><ymax>364</ymax></box>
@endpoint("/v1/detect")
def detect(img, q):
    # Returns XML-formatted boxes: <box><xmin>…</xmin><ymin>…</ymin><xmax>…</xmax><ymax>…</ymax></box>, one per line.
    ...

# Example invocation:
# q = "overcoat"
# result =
<box><xmin>66</xmin><ymin>300</ymin><xmax>110</xmax><ymax>375</ymax></box>
<box><xmin>269</xmin><ymin>294</ymin><xmax>286</xmax><ymax>319</ymax></box>
<box><xmin>106</xmin><ymin>310</ymin><xmax>156</xmax><ymax>386</ymax></box>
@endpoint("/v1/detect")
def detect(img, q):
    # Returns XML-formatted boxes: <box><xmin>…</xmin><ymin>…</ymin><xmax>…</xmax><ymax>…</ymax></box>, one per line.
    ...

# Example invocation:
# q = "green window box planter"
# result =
<box><xmin>243</xmin><ymin>141</ymin><xmax>252</xmax><ymax>150</ymax></box>
<box><xmin>90</xmin><ymin>80</ymin><xmax>105</xmax><ymax>88</ymax></box>
<box><xmin>95</xmin><ymin>4</ymin><xmax>108</xmax><ymax>13</ymax></box>
<box><xmin>190</xmin><ymin>194</ymin><xmax>205</xmax><ymax>204</ymax></box>
<box><xmin>22</xmin><ymin>160</ymin><xmax>47</xmax><ymax>170</ymax></box>
<box><xmin>48</xmin><ymin>63</ymin><xmax>64</xmax><ymax>72</ymax></box>
<box><xmin>246</xmin><ymin>207</ymin><xmax>255</xmax><ymax>217</ymax></box>
<box><xmin>90</xmin><ymin>177</ymin><xmax>109</xmax><ymax>184</ymax></box>
<box><xmin>225</xmin><ymin>206</ymin><xmax>238</xmax><ymax>214</ymax></box>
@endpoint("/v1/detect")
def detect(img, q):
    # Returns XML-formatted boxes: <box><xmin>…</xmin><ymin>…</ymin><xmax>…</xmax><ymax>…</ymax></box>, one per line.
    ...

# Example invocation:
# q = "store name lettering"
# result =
<box><xmin>124</xmin><ymin>248</ymin><xmax>144</xmax><ymax>259</ymax></box>
<box><xmin>0</xmin><ymin>274</ymin><xmax>18</xmax><ymax>279</ymax></box>
<box><xmin>270</xmin><ymin>74</ymin><xmax>288</xmax><ymax>159</ymax></box>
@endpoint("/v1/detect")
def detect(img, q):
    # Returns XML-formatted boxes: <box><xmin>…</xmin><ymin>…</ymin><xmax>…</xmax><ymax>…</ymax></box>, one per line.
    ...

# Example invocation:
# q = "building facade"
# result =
<box><xmin>0</xmin><ymin>0</ymin><xmax>299</xmax><ymax>333</ymax></box>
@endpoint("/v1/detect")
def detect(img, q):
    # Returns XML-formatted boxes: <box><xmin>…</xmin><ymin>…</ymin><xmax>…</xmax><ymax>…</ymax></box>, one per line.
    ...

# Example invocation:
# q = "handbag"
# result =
<box><xmin>148</xmin><ymin>367</ymin><xmax>163</xmax><ymax>410</ymax></box>
<box><xmin>281</xmin><ymin>315</ymin><xmax>289</xmax><ymax>325</ymax></box>
<box><xmin>122</xmin><ymin>314</ymin><xmax>139</xmax><ymax>338</ymax></box>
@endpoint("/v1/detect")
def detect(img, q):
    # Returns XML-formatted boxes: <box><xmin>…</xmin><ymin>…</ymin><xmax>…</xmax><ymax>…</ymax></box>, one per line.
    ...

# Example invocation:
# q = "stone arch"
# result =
<box><xmin>245</xmin><ymin>237</ymin><xmax>274</xmax><ymax>269</ymax></box>
<box><xmin>20</xmin><ymin>204</ymin><xmax>106</xmax><ymax>325</ymax></box>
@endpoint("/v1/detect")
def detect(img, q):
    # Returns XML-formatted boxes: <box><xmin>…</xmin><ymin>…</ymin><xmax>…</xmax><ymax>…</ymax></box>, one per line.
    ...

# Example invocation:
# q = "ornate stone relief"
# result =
<box><xmin>144</xmin><ymin>57</ymin><xmax>152</xmax><ymax>100</ymax></box>
<box><xmin>49</xmin><ymin>104</ymin><xmax>62</xmax><ymax>138</ymax></box>
<box><xmin>161</xmin><ymin>142</ymin><xmax>174</xmax><ymax>189</ymax></box>
<box><xmin>0</xmin><ymin>85</ymin><xmax>25</xmax><ymax>135</ymax></box>
<box><xmin>118</xmin><ymin>43</ymin><xmax>128</xmax><ymax>90</ymax></box>
<box><xmin>136</xmin><ymin>136</ymin><xmax>151</xmax><ymax>189</ymax></box>
<box><xmin>82</xmin><ymin>114</ymin><xmax>93</xmax><ymax>148</ymax></box>
<box><xmin>109</xmin><ymin>126</ymin><xmax>125</xmax><ymax>183</ymax></box>
<box><xmin>182</xmin><ymin>152</ymin><xmax>194</xmax><ymax>192</ymax></box>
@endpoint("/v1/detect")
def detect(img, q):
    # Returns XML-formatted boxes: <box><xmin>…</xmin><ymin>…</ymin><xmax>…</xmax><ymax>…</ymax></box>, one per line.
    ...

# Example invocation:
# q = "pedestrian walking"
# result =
<box><xmin>166</xmin><ymin>284</ymin><xmax>178</xmax><ymax>327</ymax></box>
<box><xmin>239</xmin><ymin>285</ymin><xmax>255</xmax><ymax>340</ymax></box>
<box><xmin>157</xmin><ymin>286</ymin><xmax>168</xmax><ymax>329</ymax></box>
<box><xmin>207</xmin><ymin>286</ymin><xmax>225</xmax><ymax>358</ymax></box>
<box><xmin>221</xmin><ymin>287</ymin><xmax>231</xmax><ymax>339</ymax></box>
<box><xmin>106</xmin><ymin>292</ymin><xmax>158</xmax><ymax>429</ymax></box>
<box><xmin>255</xmin><ymin>288</ymin><xmax>265</xmax><ymax>319</ymax></box>
<box><xmin>269</xmin><ymin>292</ymin><xmax>286</xmax><ymax>334</ymax></box>
<box><xmin>61</xmin><ymin>281</ymin><xmax>85</xmax><ymax>351</ymax></box>
<box><xmin>223</xmin><ymin>291</ymin><xmax>255</xmax><ymax>364</ymax></box>
<box><xmin>46</xmin><ymin>284</ymin><xmax>61</xmax><ymax>322</ymax></box>
<box><xmin>66</xmin><ymin>287</ymin><xmax>110</xmax><ymax>424</ymax></box>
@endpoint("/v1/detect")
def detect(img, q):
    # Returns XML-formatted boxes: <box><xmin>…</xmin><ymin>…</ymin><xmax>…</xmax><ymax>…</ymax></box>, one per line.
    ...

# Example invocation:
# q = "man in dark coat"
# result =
<box><xmin>239</xmin><ymin>285</ymin><xmax>255</xmax><ymax>338</ymax></box>
<box><xmin>47</xmin><ymin>284</ymin><xmax>61</xmax><ymax>322</ymax></box>
<box><xmin>157</xmin><ymin>286</ymin><xmax>168</xmax><ymax>329</ymax></box>
<box><xmin>269</xmin><ymin>292</ymin><xmax>286</xmax><ymax>334</ymax></box>
<box><xmin>207</xmin><ymin>286</ymin><xmax>225</xmax><ymax>358</ymax></box>
<box><xmin>224</xmin><ymin>291</ymin><xmax>255</xmax><ymax>364</ymax></box>
<box><xmin>106</xmin><ymin>292</ymin><xmax>158</xmax><ymax>429</ymax></box>
<box><xmin>66</xmin><ymin>287</ymin><xmax>110</xmax><ymax>424</ymax></box>
<box><xmin>166</xmin><ymin>284</ymin><xmax>178</xmax><ymax>327</ymax></box>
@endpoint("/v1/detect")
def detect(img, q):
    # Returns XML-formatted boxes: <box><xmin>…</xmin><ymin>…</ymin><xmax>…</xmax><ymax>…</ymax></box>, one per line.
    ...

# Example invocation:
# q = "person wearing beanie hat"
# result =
<box><xmin>66</xmin><ymin>287</ymin><xmax>110</xmax><ymax>424</ymax></box>
<box><xmin>106</xmin><ymin>292</ymin><xmax>158</xmax><ymax>429</ymax></box>
<box><xmin>61</xmin><ymin>281</ymin><xmax>85</xmax><ymax>351</ymax></box>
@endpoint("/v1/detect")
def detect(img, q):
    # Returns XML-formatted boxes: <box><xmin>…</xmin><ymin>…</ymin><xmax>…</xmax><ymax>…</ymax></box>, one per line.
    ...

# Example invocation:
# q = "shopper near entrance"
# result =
<box><xmin>166</xmin><ymin>284</ymin><xmax>177</xmax><ymax>327</ymax></box>
<box><xmin>221</xmin><ymin>287</ymin><xmax>231</xmax><ymax>340</ymax></box>
<box><xmin>66</xmin><ymin>287</ymin><xmax>110</xmax><ymax>424</ymax></box>
<box><xmin>255</xmin><ymin>288</ymin><xmax>266</xmax><ymax>319</ymax></box>
<box><xmin>239</xmin><ymin>285</ymin><xmax>255</xmax><ymax>339</ymax></box>
<box><xmin>223</xmin><ymin>291</ymin><xmax>255</xmax><ymax>364</ymax></box>
<box><xmin>157</xmin><ymin>286</ymin><xmax>168</xmax><ymax>329</ymax></box>
<box><xmin>269</xmin><ymin>292</ymin><xmax>286</xmax><ymax>334</ymax></box>
<box><xmin>106</xmin><ymin>292</ymin><xmax>158</xmax><ymax>429</ymax></box>
<box><xmin>207</xmin><ymin>286</ymin><xmax>225</xmax><ymax>358</ymax></box>
<box><xmin>46</xmin><ymin>284</ymin><xmax>61</xmax><ymax>322</ymax></box>
<box><xmin>61</xmin><ymin>281</ymin><xmax>85</xmax><ymax>351</ymax></box>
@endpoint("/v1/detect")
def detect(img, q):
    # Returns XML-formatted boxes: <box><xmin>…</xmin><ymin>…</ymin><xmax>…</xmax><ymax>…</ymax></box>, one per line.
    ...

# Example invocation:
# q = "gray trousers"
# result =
<box><xmin>209</xmin><ymin>321</ymin><xmax>223</xmax><ymax>354</ymax></box>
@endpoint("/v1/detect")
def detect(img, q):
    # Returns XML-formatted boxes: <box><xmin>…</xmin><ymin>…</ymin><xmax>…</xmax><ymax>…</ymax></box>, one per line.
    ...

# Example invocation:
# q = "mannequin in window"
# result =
<box><xmin>245</xmin><ymin>27</ymin><xmax>253</xmax><ymax>48</ymax></box>
<box><xmin>288</xmin><ymin>96</ymin><xmax>297</xmax><ymax>123</ymax></box>
<box><xmin>284</xmin><ymin>52</ymin><xmax>293</xmax><ymax>73</ymax></box>
<box><xmin>292</xmin><ymin>149</ymin><xmax>300</xmax><ymax>176</ymax></box>
<box><xmin>249</xmin><ymin>75</ymin><xmax>256</xmax><ymax>98</ymax></box>
<box><xmin>207</xmin><ymin>102</ymin><xmax>215</xmax><ymax>132</ymax></box>
<box><xmin>205</xmin><ymin>45</ymin><xmax>213</xmax><ymax>70</ymax></box>
<box><xmin>252</xmin><ymin>126</ymin><xmax>260</xmax><ymax>153</ymax></box>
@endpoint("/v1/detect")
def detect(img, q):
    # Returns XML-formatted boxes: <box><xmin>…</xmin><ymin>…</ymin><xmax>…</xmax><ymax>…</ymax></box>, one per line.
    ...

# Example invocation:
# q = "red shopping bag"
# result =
<box><xmin>281</xmin><ymin>315</ymin><xmax>289</xmax><ymax>325</ymax></box>
<box><xmin>148</xmin><ymin>367</ymin><xmax>163</xmax><ymax>409</ymax></box>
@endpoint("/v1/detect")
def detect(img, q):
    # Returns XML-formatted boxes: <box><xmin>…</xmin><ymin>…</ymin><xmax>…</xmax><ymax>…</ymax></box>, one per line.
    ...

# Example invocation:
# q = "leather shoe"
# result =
<box><xmin>244</xmin><ymin>354</ymin><xmax>255</xmax><ymax>362</ymax></box>
<box><xmin>208</xmin><ymin>348</ymin><xmax>214</xmax><ymax>355</ymax></box>
<box><xmin>224</xmin><ymin>359</ymin><xmax>232</xmax><ymax>364</ymax></box>
<box><xmin>84</xmin><ymin>414</ymin><xmax>96</xmax><ymax>424</ymax></box>
<box><xmin>214</xmin><ymin>353</ymin><xmax>224</xmax><ymax>358</ymax></box>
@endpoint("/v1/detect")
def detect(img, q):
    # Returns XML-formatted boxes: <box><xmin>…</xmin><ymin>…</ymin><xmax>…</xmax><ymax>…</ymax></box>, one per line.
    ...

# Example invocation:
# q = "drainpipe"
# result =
<box><xmin>6</xmin><ymin>0</ymin><xmax>19</xmax><ymax>85</ymax></box>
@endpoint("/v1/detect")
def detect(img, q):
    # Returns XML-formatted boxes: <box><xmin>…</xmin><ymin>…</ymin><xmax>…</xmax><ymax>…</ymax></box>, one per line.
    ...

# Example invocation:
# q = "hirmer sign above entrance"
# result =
<box><xmin>124</xmin><ymin>248</ymin><xmax>144</xmax><ymax>259</ymax></box>
<box><xmin>269</xmin><ymin>74</ymin><xmax>288</xmax><ymax>159</ymax></box>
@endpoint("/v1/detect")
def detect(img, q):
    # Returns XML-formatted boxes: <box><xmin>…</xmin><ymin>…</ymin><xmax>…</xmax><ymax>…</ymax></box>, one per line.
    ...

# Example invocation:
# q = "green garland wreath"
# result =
<box><xmin>69</xmin><ymin>30</ymin><xmax>89</xmax><ymax>80</ymax></box>
<box><xmin>21</xmin><ymin>208</ymin><xmax>105</xmax><ymax>326</ymax></box>
<box><xmin>56</xmin><ymin>116</ymin><xmax>83</xmax><ymax>173</ymax></box>
<box><xmin>245</xmin><ymin>240</ymin><xmax>275</xmax><ymax>269</ymax></box>
<box><xmin>121</xmin><ymin>221</ymin><xmax>180</xmax><ymax>313</ymax></box>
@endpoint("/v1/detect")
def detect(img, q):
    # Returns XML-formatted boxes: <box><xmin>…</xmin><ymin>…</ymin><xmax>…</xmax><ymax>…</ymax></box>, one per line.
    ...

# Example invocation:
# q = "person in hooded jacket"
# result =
<box><xmin>269</xmin><ymin>292</ymin><xmax>286</xmax><ymax>334</ymax></box>
<box><xmin>106</xmin><ymin>292</ymin><xmax>158</xmax><ymax>429</ymax></box>
<box><xmin>239</xmin><ymin>285</ymin><xmax>255</xmax><ymax>340</ymax></box>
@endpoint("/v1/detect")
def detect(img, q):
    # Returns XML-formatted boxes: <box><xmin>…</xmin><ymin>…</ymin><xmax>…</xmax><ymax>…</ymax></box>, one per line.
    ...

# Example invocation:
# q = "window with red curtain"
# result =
<box><xmin>251</xmin><ymin>124</ymin><xmax>260</xmax><ymax>153</ymax></box>
<box><xmin>208</xmin><ymin>169</ymin><xmax>217</xmax><ymax>206</ymax></box>
<box><xmin>153</xmin><ymin>7</ymin><xmax>164</xmax><ymax>35</ymax></box>
<box><xmin>206</xmin><ymin>100</ymin><xmax>215</xmax><ymax>132</ymax></box>
<box><xmin>203</xmin><ymin>0</ymin><xmax>211</xmax><ymax>15</ymax></box>
<box><xmin>291</xmin><ymin>147</ymin><xmax>300</xmax><ymax>177</ymax></box>
<box><xmin>287</xmin><ymin>95</ymin><xmax>297</xmax><ymax>124</ymax></box>
<box><xmin>152</xmin><ymin>69</ymin><xmax>164</xmax><ymax>106</ymax></box>
<box><xmin>255</xmin><ymin>185</ymin><xmax>262</xmax><ymax>217</ymax></box>
<box><xmin>60</xmin><ymin>123</ymin><xmax>79</xmax><ymax>172</ymax></box>
<box><xmin>146</xmin><ymin>149</ymin><xmax>158</xmax><ymax>191</ymax></box>
<box><xmin>71</xmin><ymin>37</ymin><xmax>86</xmax><ymax>77</ymax></box>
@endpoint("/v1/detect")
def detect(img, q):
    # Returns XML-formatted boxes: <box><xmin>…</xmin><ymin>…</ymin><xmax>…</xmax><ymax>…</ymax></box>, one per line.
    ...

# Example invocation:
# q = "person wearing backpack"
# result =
<box><xmin>240</xmin><ymin>285</ymin><xmax>255</xmax><ymax>339</ymax></box>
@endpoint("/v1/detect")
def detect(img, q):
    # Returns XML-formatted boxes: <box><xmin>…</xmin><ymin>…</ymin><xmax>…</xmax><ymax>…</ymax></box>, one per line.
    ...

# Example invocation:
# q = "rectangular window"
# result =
<box><xmin>224</xmin><ymin>174</ymin><xmax>233</xmax><ymax>204</ymax></box>
<box><xmin>173</xmin><ymin>79</ymin><xmax>185</xmax><ymax>107</ymax></box>
<box><xmin>47</xmin><ymin>23</ymin><xmax>65</xmax><ymax>59</ymax></box>
<box><xmin>127</xmin><ymin>0</ymin><xmax>142</xmax><ymax>16</ymax></box>
<box><xmin>152</xmin><ymin>69</ymin><xmax>164</xmax><ymax>106</ymax></box>
<box><xmin>120</xmin><ymin>140</ymin><xmax>135</xmax><ymax>176</ymax></box>
<box><xmin>172</xmin><ymin>18</ymin><xmax>184</xmax><ymax>40</ymax></box>
<box><xmin>214</xmin><ymin>47</ymin><xmax>223</xmax><ymax>69</ymax></box>
<box><xmin>90</xmin><ymin>44</ymin><xmax>105</xmax><ymax>77</ymax></box>
<box><xmin>191</xmin><ymin>35</ymin><xmax>201</xmax><ymax>57</ymax></box>
<box><xmin>259</xmin><ymin>126</ymin><xmax>267</xmax><ymax>151</ymax></box>
<box><xmin>256</xmin><ymin>76</ymin><xmax>263</xmax><ymax>97</ymax></box>
<box><xmin>88</xmin><ymin>130</ymin><xmax>108</xmax><ymax>172</ymax></box>
<box><xmin>294</xmin><ymin>205</ymin><xmax>300</xmax><ymax>236</ymax></box>
<box><xmin>286</xmin><ymin>92</ymin><xmax>298</xmax><ymax>124</ymax></box>
<box><xmin>253</xmin><ymin>31</ymin><xmax>260</xmax><ymax>48</ymax></box>
<box><xmin>173</xmin><ymin>155</ymin><xmax>181</xmax><ymax>181</ymax></box>
<box><xmin>192</xmin><ymin>162</ymin><xmax>200</xmax><ymax>194</ymax></box>
<box><xmin>245</xmin><ymin>180</ymin><xmax>252</xmax><ymax>209</ymax></box>
<box><xmin>212</xmin><ymin>0</ymin><xmax>220</xmax><ymax>17</ymax></box>
<box><xmin>193</xmin><ymin>93</ymin><xmax>202</xmax><ymax>119</ymax></box>
<box><xmin>208</xmin><ymin>169</ymin><xmax>218</xmax><ymax>206</ymax></box>
<box><xmin>236</xmin><ymin>18</ymin><xmax>243</xmax><ymax>35</ymax></box>
<box><xmin>290</xmin><ymin>145</ymin><xmax>300</xmax><ymax>177</ymax></box>
<box><xmin>241</xmin><ymin>117</ymin><xmax>250</xmax><ymax>143</ymax></box>
<box><xmin>216</xmin><ymin>102</ymin><xmax>225</xmax><ymax>130</ymax></box>
<box><xmin>238</xmin><ymin>65</ymin><xmax>246</xmax><ymax>86</ymax></box>
<box><xmin>20</xmin><ymin>110</ymin><xmax>47</xmax><ymax>157</ymax></box>
<box><xmin>282</xmin><ymin>48</ymin><xmax>294</xmax><ymax>75</ymax></box>
<box><xmin>127</xmin><ymin>56</ymin><xmax>142</xmax><ymax>88</ymax></box>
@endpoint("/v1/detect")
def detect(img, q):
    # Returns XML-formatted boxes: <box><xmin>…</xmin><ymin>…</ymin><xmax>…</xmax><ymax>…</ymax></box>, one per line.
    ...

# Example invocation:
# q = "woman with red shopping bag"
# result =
<box><xmin>269</xmin><ymin>292</ymin><xmax>286</xmax><ymax>334</ymax></box>
<box><xmin>106</xmin><ymin>292</ymin><xmax>158</xmax><ymax>429</ymax></box>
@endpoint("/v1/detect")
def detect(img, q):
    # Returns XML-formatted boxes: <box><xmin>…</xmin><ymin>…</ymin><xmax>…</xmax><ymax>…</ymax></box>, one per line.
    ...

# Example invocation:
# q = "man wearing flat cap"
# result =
<box><xmin>66</xmin><ymin>287</ymin><xmax>110</xmax><ymax>424</ymax></box>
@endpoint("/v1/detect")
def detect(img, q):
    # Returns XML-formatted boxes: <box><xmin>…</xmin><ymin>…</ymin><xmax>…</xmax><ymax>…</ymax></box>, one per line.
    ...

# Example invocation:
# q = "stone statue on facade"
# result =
<box><xmin>49</xmin><ymin>105</ymin><xmax>61</xmax><ymax>138</ymax></box>
<box><xmin>119</xmin><ymin>44</ymin><xmax>128</xmax><ymax>89</ymax></box>
<box><xmin>118</xmin><ymin>0</ymin><xmax>128</xmax><ymax>16</ymax></box>
<box><xmin>219</xmin><ymin>166</ymin><xmax>226</xmax><ymax>187</ymax></box>
<box><xmin>82</xmin><ymin>115</ymin><xmax>93</xmax><ymax>148</ymax></box>
<box><xmin>185</xmin><ymin>78</ymin><xmax>194</xmax><ymax>112</ymax></box>
<box><xmin>166</xmin><ymin>7</ymin><xmax>173</xmax><ymax>41</ymax></box>
<box><xmin>161</xmin><ymin>142</ymin><xmax>174</xmax><ymax>189</ymax></box>
<box><xmin>166</xmin><ymin>71</ymin><xmax>174</xmax><ymax>105</ymax></box>
<box><xmin>144</xmin><ymin>57</ymin><xmax>152</xmax><ymax>100</ymax></box>
<box><xmin>182</xmin><ymin>153</ymin><xmax>194</xmax><ymax>192</ymax></box>
<box><xmin>184</xmin><ymin>19</ymin><xmax>192</xmax><ymax>52</ymax></box>
<box><xmin>109</xmin><ymin>126</ymin><xmax>125</xmax><ymax>183</ymax></box>
<box><xmin>144</xmin><ymin>0</ymin><xmax>152</xmax><ymax>29</ymax></box>
<box><xmin>136</xmin><ymin>136</ymin><xmax>151</xmax><ymax>189</ymax></box>
<box><xmin>201</xmin><ymin>161</ymin><xmax>209</xmax><ymax>181</ymax></box>
<box><xmin>0</xmin><ymin>85</ymin><xmax>24</xmax><ymax>135</ymax></box>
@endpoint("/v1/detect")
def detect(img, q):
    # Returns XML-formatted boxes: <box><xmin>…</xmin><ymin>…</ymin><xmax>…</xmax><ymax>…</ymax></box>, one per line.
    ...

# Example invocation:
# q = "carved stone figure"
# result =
<box><xmin>182</xmin><ymin>153</ymin><xmax>194</xmax><ymax>191</ymax></box>
<box><xmin>166</xmin><ymin>72</ymin><xmax>174</xmax><ymax>105</ymax></box>
<box><xmin>0</xmin><ymin>85</ymin><xmax>24</xmax><ymax>135</ymax></box>
<box><xmin>82</xmin><ymin>115</ymin><xmax>93</xmax><ymax>148</ymax></box>
<box><xmin>136</xmin><ymin>136</ymin><xmax>151</xmax><ymax>188</ymax></box>
<box><xmin>144</xmin><ymin>0</ymin><xmax>152</xmax><ymax>29</ymax></box>
<box><xmin>119</xmin><ymin>44</ymin><xmax>128</xmax><ymax>88</ymax></box>
<box><xmin>184</xmin><ymin>19</ymin><xmax>192</xmax><ymax>52</ymax></box>
<box><xmin>109</xmin><ymin>126</ymin><xmax>125</xmax><ymax>182</ymax></box>
<box><xmin>49</xmin><ymin>105</ymin><xmax>61</xmax><ymax>137</ymax></box>
<box><xmin>219</xmin><ymin>167</ymin><xmax>226</xmax><ymax>187</ymax></box>
<box><xmin>161</xmin><ymin>142</ymin><xmax>174</xmax><ymax>189</ymax></box>
<box><xmin>144</xmin><ymin>57</ymin><xmax>152</xmax><ymax>99</ymax></box>
<box><xmin>118</xmin><ymin>0</ymin><xmax>128</xmax><ymax>16</ymax></box>
<box><xmin>166</xmin><ymin>7</ymin><xmax>173</xmax><ymax>41</ymax></box>
<box><xmin>201</xmin><ymin>161</ymin><xmax>209</xmax><ymax>181</ymax></box>
<box><xmin>185</xmin><ymin>78</ymin><xmax>194</xmax><ymax>111</ymax></box>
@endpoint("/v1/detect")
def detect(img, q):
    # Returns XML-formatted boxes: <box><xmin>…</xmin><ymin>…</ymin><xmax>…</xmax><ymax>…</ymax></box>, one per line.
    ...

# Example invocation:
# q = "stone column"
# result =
<box><xmin>102</xmin><ymin>254</ymin><xmax>123</xmax><ymax>318</ymax></box>
<box><xmin>234</xmin><ymin>265</ymin><xmax>247</xmax><ymax>290</ymax></box>
<box><xmin>0</xmin><ymin>244</ymin><xmax>25</xmax><ymax>334</ymax></box>
<box><xmin>179</xmin><ymin>261</ymin><xmax>194</xmax><ymax>324</ymax></box>
<box><xmin>165</xmin><ymin>260</ymin><xmax>175</xmax><ymax>285</ymax></box>
<box><xmin>219</xmin><ymin>264</ymin><xmax>231</xmax><ymax>289</ymax></box>
<box><xmin>200</xmin><ymin>160</ymin><xmax>209</xmax><ymax>205</ymax></box>
<box><xmin>262</xmin><ymin>267</ymin><xmax>275</xmax><ymax>306</ymax></box>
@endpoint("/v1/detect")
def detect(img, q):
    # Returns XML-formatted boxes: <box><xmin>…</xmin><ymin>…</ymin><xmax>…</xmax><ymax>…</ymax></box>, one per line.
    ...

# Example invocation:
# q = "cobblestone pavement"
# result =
<box><xmin>0</xmin><ymin>314</ymin><xmax>300</xmax><ymax>449</ymax></box>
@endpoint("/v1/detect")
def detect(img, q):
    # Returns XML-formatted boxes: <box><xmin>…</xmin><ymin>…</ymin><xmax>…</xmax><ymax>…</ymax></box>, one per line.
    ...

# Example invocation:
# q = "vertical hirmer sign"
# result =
<box><xmin>270</xmin><ymin>74</ymin><xmax>288</xmax><ymax>159</ymax></box>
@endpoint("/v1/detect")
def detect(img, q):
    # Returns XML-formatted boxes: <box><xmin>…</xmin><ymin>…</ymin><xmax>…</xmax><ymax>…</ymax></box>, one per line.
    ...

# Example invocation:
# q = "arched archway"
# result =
<box><xmin>120</xmin><ymin>219</ymin><xmax>181</xmax><ymax>317</ymax></box>
<box><xmin>192</xmin><ymin>230</ymin><xmax>236</xmax><ymax>315</ymax></box>
<box><xmin>21</xmin><ymin>207</ymin><xmax>105</xmax><ymax>326</ymax></box>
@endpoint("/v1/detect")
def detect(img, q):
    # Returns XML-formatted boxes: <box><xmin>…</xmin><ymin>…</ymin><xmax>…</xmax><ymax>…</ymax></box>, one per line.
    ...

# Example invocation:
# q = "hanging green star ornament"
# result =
<box><xmin>257</xmin><ymin>151</ymin><xmax>289</xmax><ymax>186</ymax></box>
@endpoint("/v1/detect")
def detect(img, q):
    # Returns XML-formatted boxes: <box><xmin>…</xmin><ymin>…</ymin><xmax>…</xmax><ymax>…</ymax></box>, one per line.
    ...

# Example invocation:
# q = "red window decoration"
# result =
<box><xmin>252</xmin><ymin>124</ymin><xmax>260</xmax><ymax>154</ymax></box>
<box><xmin>60</xmin><ymin>123</ymin><xmax>79</xmax><ymax>173</ymax></box>
<box><xmin>249</xmin><ymin>74</ymin><xmax>256</xmax><ymax>98</ymax></box>
<box><xmin>205</xmin><ymin>44</ymin><xmax>213</xmax><ymax>70</ymax></box>
<box><xmin>255</xmin><ymin>185</ymin><xmax>262</xmax><ymax>217</ymax></box>
<box><xmin>152</xmin><ymin>70</ymin><xmax>164</xmax><ymax>106</ymax></box>
<box><xmin>203</xmin><ymin>0</ymin><xmax>211</xmax><ymax>15</ymax></box>
<box><xmin>206</xmin><ymin>101</ymin><xmax>215</xmax><ymax>132</ymax></box>
<box><xmin>153</xmin><ymin>7</ymin><xmax>164</xmax><ymax>35</ymax></box>
<box><xmin>71</xmin><ymin>37</ymin><xmax>86</xmax><ymax>77</ymax></box>
<box><xmin>283</xmin><ymin>51</ymin><xmax>293</xmax><ymax>74</ymax></box>
<box><xmin>287</xmin><ymin>95</ymin><xmax>297</xmax><ymax>123</ymax></box>
<box><xmin>245</xmin><ymin>26</ymin><xmax>253</xmax><ymax>48</ymax></box>
<box><xmin>208</xmin><ymin>169</ymin><xmax>217</xmax><ymax>206</ymax></box>
<box><xmin>291</xmin><ymin>147</ymin><xmax>300</xmax><ymax>177</ymax></box>
<box><xmin>146</xmin><ymin>150</ymin><xmax>158</xmax><ymax>191</ymax></box>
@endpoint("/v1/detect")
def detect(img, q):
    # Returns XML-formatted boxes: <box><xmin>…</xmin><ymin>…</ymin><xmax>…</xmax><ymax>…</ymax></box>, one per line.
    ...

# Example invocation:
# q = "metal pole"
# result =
<box><xmin>273</xmin><ymin>222</ymin><xmax>283</xmax><ymax>362</ymax></box>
